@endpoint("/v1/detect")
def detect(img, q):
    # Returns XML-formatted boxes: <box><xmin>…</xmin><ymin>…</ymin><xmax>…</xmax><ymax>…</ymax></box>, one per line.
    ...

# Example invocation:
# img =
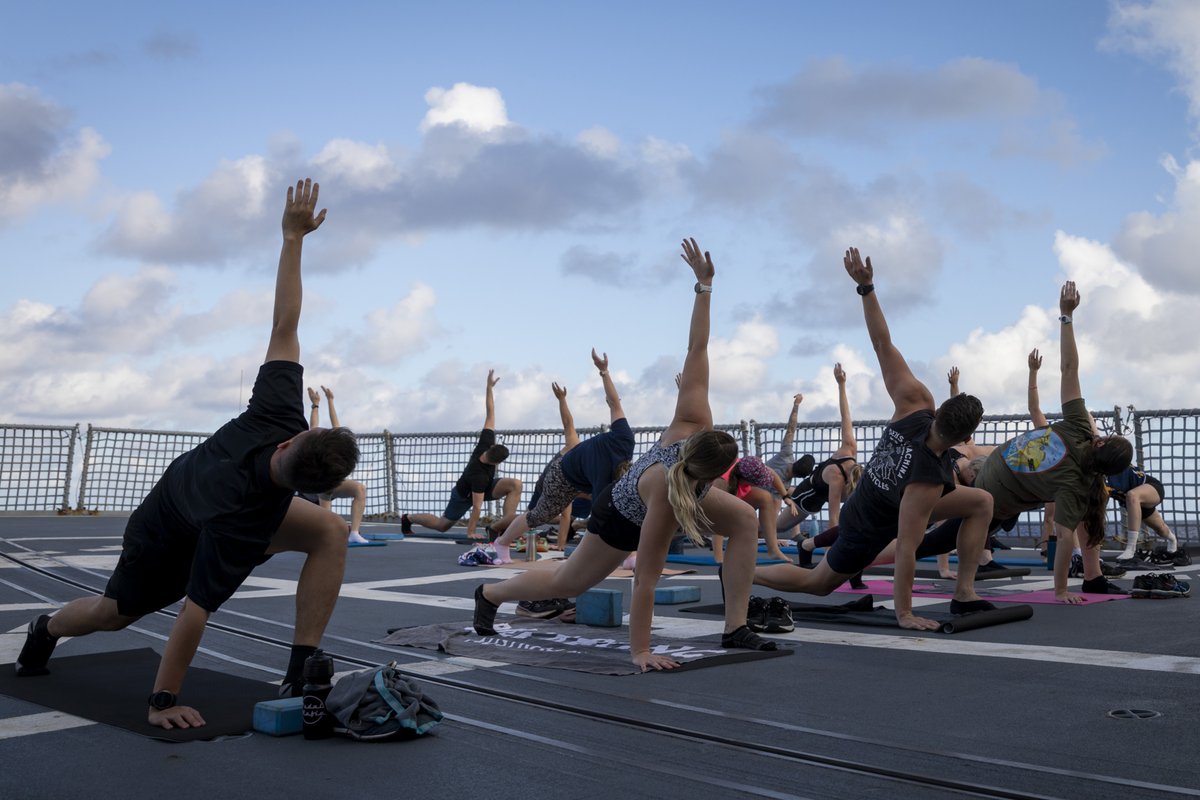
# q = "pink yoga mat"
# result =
<box><xmin>834</xmin><ymin>580</ymin><xmax>1129</xmax><ymax>605</ymax></box>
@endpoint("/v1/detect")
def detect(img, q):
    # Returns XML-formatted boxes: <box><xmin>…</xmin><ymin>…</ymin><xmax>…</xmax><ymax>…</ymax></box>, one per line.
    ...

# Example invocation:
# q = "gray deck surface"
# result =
<box><xmin>1</xmin><ymin>515</ymin><xmax>1198</xmax><ymax>800</ymax></box>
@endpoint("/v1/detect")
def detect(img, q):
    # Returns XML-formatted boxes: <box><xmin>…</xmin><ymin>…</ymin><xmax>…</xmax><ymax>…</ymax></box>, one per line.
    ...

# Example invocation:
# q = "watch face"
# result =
<box><xmin>149</xmin><ymin>690</ymin><xmax>176</xmax><ymax>710</ymax></box>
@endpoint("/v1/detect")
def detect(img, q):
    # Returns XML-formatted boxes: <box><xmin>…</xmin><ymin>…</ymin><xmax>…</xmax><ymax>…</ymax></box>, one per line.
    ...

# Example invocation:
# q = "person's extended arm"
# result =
<box><xmin>833</xmin><ymin>363</ymin><xmax>857</xmax><ymax>457</ymax></box>
<box><xmin>484</xmin><ymin>370</ymin><xmax>498</xmax><ymax>430</ymax></box>
<box><xmin>1027</xmin><ymin>349</ymin><xmax>1048</xmax><ymax>429</ymax></box>
<box><xmin>148</xmin><ymin>599</ymin><xmax>210</xmax><ymax>729</ymax></box>
<box><xmin>265</xmin><ymin>179</ymin><xmax>326</xmax><ymax>364</ymax></box>
<box><xmin>783</xmin><ymin>393</ymin><xmax>802</xmax><ymax>447</ymax></box>
<box><xmin>668</xmin><ymin>238</ymin><xmax>715</xmax><ymax>436</ymax></box>
<box><xmin>629</xmin><ymin>491</ymin><xmax>681</xmax><ymax>671</ymax></box>
<box><xmin>322</xmin><ymin>385</ymin><xmax>340</xmax><ymax>428</ymax></box>
<box><xmin>594</xmin><ymin>348</ymin><xmax>626</xmax><ymax>422</ymax></box>
<box><xmin>1052</xmin><ymin>522</ymin><xmax>1084</xmax><ymax>604</ymax></box>
<box><xmin>771</xmin><ymin>470</ymin><xmax>800</xmax><ymax>516</ymax></box>
<box><xmin>1059</xmin><ymin>282</ymin><xmax>1082</xmax><ymax>406</ymax></box>
<box><xmin>466</xmin><ymin>492</ymin><xmax>486</xmax><ymax>538</ymax></box>
<box><xmin>844</xmin><ymin>248</ymin><xmax>932</xmax><ymax>419</ymax></box>
<box><xmin>947</xmin><ymin>366</ymin><xmax>959</xmax><ymax>400</ymax></box>
<box><xmin>893</xmin><ymin>483</ymin><xmax>944</xmax><ymax>630</ymax></box>
<box><xmin>552</xmin><ymin>382</ymin><xmax>579</xmax><ymax>450</ymax></box>
<box><xmin>307</xmin><ymin>387</ymin><xmax>321</xmax><ymax>429</ymax></box>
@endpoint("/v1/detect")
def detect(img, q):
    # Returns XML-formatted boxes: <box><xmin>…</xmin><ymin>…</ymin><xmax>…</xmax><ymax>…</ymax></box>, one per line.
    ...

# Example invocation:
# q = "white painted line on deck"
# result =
<box><xmin>0</xmin><ymin>603</ymin><xmax>57</xmax><ymax>613</ymax></box>
<box><xmin>0</xmin><ymin>712</ymin><xmax>94</xmax><ymax>740</ymax></box>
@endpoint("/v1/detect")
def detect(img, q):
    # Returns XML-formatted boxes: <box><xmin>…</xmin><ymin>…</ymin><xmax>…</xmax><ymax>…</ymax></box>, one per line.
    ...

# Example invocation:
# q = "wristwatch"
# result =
<box><xmin>1059</xmin><ymin>315</ymin><xmax>1072</xmax><ymax>324</ymax></box>
<box><xmin>856</xmin><ymin>283</ymin><xmax>875</xmax><ymax>296</ymax></box>
<box><xmin>148</xmin><ymin>690</ymin><xmax>178</xmax><ymax>710</ymax></box>
<box><xmin>694</xmin><ymin>281</ymin><xmax>713</xmax><ymax>294</ymax></box>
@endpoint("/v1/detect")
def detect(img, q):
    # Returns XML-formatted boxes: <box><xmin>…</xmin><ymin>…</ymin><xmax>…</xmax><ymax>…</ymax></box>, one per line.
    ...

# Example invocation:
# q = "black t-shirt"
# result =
<box><xmin>454</xmin><ymin>429</ymin><xmax>497</xmax><ymax>497</ymax></box>
<box><xmin>150</xmin><ymin>360</ymin><xmax>307</xmax><ymax>611</ymax></box>
<box><xmin>838</xmin><ymin>410</ymin><xmax>954</xmax><ymax>540</ymax></box>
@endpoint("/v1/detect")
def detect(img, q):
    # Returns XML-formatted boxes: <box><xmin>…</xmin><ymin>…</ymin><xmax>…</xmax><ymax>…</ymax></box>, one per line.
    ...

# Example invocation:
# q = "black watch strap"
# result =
<box><xmin>148</xmin><ymin>690</ymin><xmax>178</xmax><ymax>710</ymax></box>
<box><xmin>856</xmin><ymin>283</ymin><xmax>875</xmax><ymax>296</ymax></box>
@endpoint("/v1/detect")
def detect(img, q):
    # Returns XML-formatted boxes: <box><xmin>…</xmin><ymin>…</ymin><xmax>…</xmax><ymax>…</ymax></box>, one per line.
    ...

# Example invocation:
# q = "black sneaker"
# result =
<box><xmin>763</xmin><ymin>597</ymin><xmax>794</xmax><ymax>633</ymax></box>
<box><xmin>1068</xmin><ymin>553</ymin><xmax>1084</xmax><ymax>578</ymax></box>
<box><xmin>1099</xmin><ymin>561</ymin><xmax>1127</xmax><ymax>578</ymax></box>
<box><xmin>15</xmin><ymin>615</ymin><xmax>57</xmax><ymax>677</ymax></box>
<box><xmin>721</xmin><ymin>625</ymin><xmax>778</xmax><ymax>651</ymax></box>
<box><xmin>1149</xmin><ymin>548</ymin><xmax>1191</xmax><ymax>568</ymax></box>
<box><xmin>516</xmin><ymin>599</ymin><xmax>567</xmax><ymax>619</ymax></box>
<box><xmin>746</xmin><ymin>596</ymin><xmax>768</xmax><ymax>632</ymax></box>
<box><xmin>975</xmin><ymin>561</ymin><xmax>1008</xmax><ymax>575</ymax></box>
<box><xmin>1114</xmin><ymin>556</ymin><xmax>1154</xmax><ymax>571</ymax></box>
<box><xmin>400</xmin><ymin>513</ymin><xmax>413</xmax><ymax>534</ymax></box>
<box><xmin>473</xmin><ymin>584</ymin><xmax>499</xmax><ymax>635</ymax></box>
<box><xmin>848</xmin><ymin>571</ymin><xmax>867</xmax><ymax>590</ymax></box>
<box><xmin>1131</xmin><ymin>573</ymin><xmax>1191</xmax><ymax>599</ymax></box>
<box><xmin>1080</xmin><ymin>576</ymin><xmax>1129</xmax><ymax>595</ymax></box>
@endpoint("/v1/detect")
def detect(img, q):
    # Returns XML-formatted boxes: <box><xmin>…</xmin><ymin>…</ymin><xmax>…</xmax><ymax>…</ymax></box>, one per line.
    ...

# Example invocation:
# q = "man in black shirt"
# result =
<box><xmin>16</xmin><ymin>179</ymin><xmax>360</xmax><ymax>729</ymax></box>
<box><xmin>403</xmin><ymin>370</ymin><xmax>523</xmax><ymax>540</ymax></box>
<box><xmin>754</xmin><ymin>247</ymin><xmax>995</xmax><ymax>630</ymax></box>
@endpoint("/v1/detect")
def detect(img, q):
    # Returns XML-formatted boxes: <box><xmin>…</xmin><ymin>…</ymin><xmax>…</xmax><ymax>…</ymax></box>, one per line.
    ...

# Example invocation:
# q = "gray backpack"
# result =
<box><xmin>325</xmin><ymin>662</ymin><xmax>443</xmax><ymax>740</ymax></box>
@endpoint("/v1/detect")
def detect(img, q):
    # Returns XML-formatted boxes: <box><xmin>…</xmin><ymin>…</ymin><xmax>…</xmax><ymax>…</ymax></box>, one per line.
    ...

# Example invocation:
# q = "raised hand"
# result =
<box><xmin>552</xmin><ymin>382</ymin><xmax>567</xmax><ymax>400</ymax></box>
<box><xmin>833</xmin><ymin>363</ymin><xmax>846</xmax><ymax>384</ymax></box>
<box><xmin>281</xmin><ymin>178</ymin><xmax>326</xmax><ymax>239</ymax></box>
<box><xmin>843</xmin><ymin>247</ymin><xmax>873</xmax><ymax>286</ymax></box>
<box><xmin>674</xmin><ymin>372</ymin><xmax>683</xmax><ymax>389</ymax></box>
<box><xmin>793</xmin><ymin>393</ymin><xmax>804</xmax><ymax>406</ymax></box>
<box><xmin>487</xmin><ymin>369</ymin><xmax>500</xmax><ymax>389</ymax></box>
<box><xmin>1059</xmin><ymin>281</ymin><xmax>1080</xmax><ymax>316</ymax></box>
<box><xmin>321</xmin><ymin>385</ymin><xmax>334</xmax><ymax>401</ymax></box>
<box><xmin>947</xmin><ymin>366</ymin><xmax>959</xmax><ymax>385</ymax></box>
<box><xmin>680</xmin><ymin>238</ymin><xmax>715</xmax><ymax>283</ymax></box>
<box><xmin>307</xmin><ymin>387</ymin><xmax>320</xmax><ymax>405</ymax></box>
<box><xmin>1028</xmin><ymin>348</ymin><xmax>1043</xmax><ymax>371</ymax></box>
<box><xmin>592</xmin><ymin>348</ymin><xmax>609</xmax><ymax>372</ymax></box>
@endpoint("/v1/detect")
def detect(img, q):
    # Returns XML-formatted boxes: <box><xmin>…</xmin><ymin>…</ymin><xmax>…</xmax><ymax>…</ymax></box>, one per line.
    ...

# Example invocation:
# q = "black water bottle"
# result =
<box><xmin>302</xmin><ymin>649</ymin><xmax>335</xmax><ymax>740</ymax></box>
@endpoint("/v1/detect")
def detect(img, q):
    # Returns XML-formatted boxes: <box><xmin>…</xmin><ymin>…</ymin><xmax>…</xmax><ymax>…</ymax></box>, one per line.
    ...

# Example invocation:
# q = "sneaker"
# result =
<box><xmin>15</xmin><ymin>615</ymin><xmax>57</xmax><ymax>677</ymax></box>
<box><xmin>721</xmin><ymin>625</ymin><xmax>778</xmax><ymax>651</ymax></box>
<box><xmin>1149</xmin><ymin>548</ymin><xmax>1191</xmax><ymax>568</ymax></box>
<box><xmin>400</xmin><ymin>513</ymin><xmax>413</xmax><ymax>534</ymax></box>
<box><xmin>1131</xmin><ymin>573</ymin><xmax>1191</xmax><ymax>599</ymax></box>
<box><xmin>1068</xmin><ymin>553</ymin><xmax>1084</xmax><ymax>578</ymax></box>
<box><xmin>763</xmin><ymin>597</ymin><xmax>794</xmax><ymax>633</ymax></box>
<box><xmin>1114</xmin><ymin>556</ymin><xmax>1154</xmax><ymax>571</ymax></box>
<box><xmin>848</xmin><ymin>571</ymin><xmax>867</xmax><ymax>590</ymax></box>
<box><xmin>746</xmin><ymin>596</ymin><xmax>768</xmax><ymax>632</ymax></box>
<box><xmin>473</xmin><ymin>584</ymin><xmax>499</xmax><ymax>635</ymax></box>
<box><xmin>975</xmin><ymin>561</ymin><xmax>1008</xmax><ymax>575</ymax></box>
<box><xmin>516</xmin><ymin>599</ymin><xmax>568</xmax><ymax>619</ymax></box>
<box><xmin>1099</xmin><ymin>561</ymin><xmax>1127</xmax><ymax>578</ymax></box>
<box><xmin>1080</xmin><ymin>576</ymin><xmax>1129</xmax><ymax>595</ymax></box>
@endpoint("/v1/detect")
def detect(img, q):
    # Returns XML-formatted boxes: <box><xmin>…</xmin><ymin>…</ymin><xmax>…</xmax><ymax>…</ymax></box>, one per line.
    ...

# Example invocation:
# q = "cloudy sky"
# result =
<box><xmin>2</xmin><ymin>0</ymin><xmax>1198</xmax><ymax>435</ymax></box>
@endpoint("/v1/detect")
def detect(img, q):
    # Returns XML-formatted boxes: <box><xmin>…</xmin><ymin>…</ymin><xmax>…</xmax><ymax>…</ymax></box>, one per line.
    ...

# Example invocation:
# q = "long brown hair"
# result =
<box><xmin>665</xmin><ymin>431</ymin><xmax>739</xmax><ymax>545</ymax></box>
<box><xmin>1077</xmin><ymin>436</ymin><xmax>1133</xmax><ymax>547</ymax></box>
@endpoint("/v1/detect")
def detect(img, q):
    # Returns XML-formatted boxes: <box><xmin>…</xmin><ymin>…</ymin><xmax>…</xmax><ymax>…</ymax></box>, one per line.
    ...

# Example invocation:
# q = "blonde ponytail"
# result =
<box><xmin>667</xmin><ymin>460</ymin><xmax>714</xmax><ymax>546</ymax></box>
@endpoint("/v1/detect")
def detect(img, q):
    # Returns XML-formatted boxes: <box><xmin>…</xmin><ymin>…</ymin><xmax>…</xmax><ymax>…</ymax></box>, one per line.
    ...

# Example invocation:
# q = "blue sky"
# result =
<box><xmin>3</xmin><ymin>1</ymin><xmax>1199</xmax><ymax>435</ymax></box>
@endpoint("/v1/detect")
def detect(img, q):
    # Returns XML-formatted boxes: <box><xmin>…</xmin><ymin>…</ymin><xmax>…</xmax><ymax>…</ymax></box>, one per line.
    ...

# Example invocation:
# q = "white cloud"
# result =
<box><xmin>420</xmin><ymin>83</ymin><xmax>510</xmax><ymax>133</ymax></box>
<box><xmin>312</xmin><ymin>139</ymin><xmax>399</xmax><ymax>191</ymax></box>
<box><xmin>0</xmin><ymin>84</ymin><xmax>110</xmax><ymax>221</ymax></box>
<box><xmin>1105</xmin><ymin>0</ymin><xmax>1200</xmax><ymax>124</ymax></box>
<box><xmin>1113</xmin><ymin>155</ymin><xmax>1200</xmax><ymax>292</ymax></box>
<box><xmin>577</xmin><ymin>127</ymin><xmax>621</xmax><ymax>158</ymax></box>
<box><xmin>346</xmin><ymin>282</ymin><xmax>440</xmax><ymax>366</ymax></box>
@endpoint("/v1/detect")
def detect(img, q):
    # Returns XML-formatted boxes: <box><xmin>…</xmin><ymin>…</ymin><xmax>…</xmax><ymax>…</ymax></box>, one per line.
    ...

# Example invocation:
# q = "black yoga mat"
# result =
<box><xmin>681</xmin><ymin>595</ymin><xmax>1034</xmax><ymax>634</ymax></box>
<box><xmin>0</xmin><ymin>648</ymin><xmax>280</xmax><ymax>742</ymax></box>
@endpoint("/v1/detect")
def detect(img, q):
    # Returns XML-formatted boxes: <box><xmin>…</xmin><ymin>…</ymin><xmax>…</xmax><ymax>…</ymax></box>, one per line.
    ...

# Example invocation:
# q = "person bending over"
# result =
<box><xmin>753</xmin><ymin>247</ymin><xmax>994</xmax><ymax>630</ymax></box>
<box><xmin>474</xmin><ymin>238</ymin><xmax>776</xmax><ymax>669</ymax></box>
<box><xmin>402</xmin><ymin>370</ymin><xmax>523</xmax><ymax>540</ymax></box>
<box><xmin>710</xmin><ymin>455</ymin><xmax>799</xmax><ymax>563</ymax></box>
<box><xmin>17</xmin><ymin>180</ymin><xmax>359</xmax><ymax>730</ymax></box>
<box><xmin>973</xmin><ymin>282</ymin><xmax>1133</xmax><ymax>603</ymax></box>
<box><xmin>1107</xmin><ymin>465</ymin><xmax>1188</xmax><ymax>568</ymax></box>
<box><xmin>491</xmin><ymin>350</ymin><xmax>634</xmax><ymax>564</ymax></box>
<box><xmin>308</xmin><ymin>385</ymin><xmax>370</xmax><ymax>545</ymax></box>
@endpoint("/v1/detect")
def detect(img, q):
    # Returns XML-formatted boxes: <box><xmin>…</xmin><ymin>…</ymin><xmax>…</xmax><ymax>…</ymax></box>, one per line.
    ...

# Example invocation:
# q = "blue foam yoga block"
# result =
<box><xmin>576</xmin><ymin>588</ymin><xmax>622</xmax><ymax>627</ymax></box>
<box><xmin>253</xmin><ymin>697</ymin><xmax>304</xmax><ymax>736</ymax></box>
<box><xmin>654</xmin><ymin>585</ymin><xmax>701</xmax><ymax>604</ymax></box>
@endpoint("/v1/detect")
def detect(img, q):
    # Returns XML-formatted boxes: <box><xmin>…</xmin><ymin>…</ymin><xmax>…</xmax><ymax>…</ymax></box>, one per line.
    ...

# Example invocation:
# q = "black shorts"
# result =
<box><xmin>823</xmin><ymin>523</ymin><xmax>894</xmax><ymax>575</ymax></box>
<box><xmin>915</xmin><ymin>518</ymin><xmax>962</xmax><ymax>559</ymax></box>
<box><xmin>104</xmin><ymin>486</ymin><xmax>273</xmax><ymax>616</ymax></box>
<box><xmin>1140</xmin><ymin>476</ymin><xmax>1164</xmax><ymax>517</ymax></box>
<box><xmin>586</xmin><ymin>482</ymin><xmax>642</xmax><ymax>552</ymax></box>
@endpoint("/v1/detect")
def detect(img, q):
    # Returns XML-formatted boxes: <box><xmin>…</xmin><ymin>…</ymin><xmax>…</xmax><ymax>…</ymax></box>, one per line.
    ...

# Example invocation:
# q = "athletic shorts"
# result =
<box><xmin>104</xmin><ymin>493</ymin><xmax>272</xmax><ymax>617</ymax></box>
<box><xmin>525</xmin><ymin>455</ymin><xmax>584</xmax><ymax>527</ymax></box>
<box><xmin>587</xmin><ymin>482</ymin><xmax>642</xmax><ymax>552</ymax></box>
<box><xmin>822</xmin><ymin>523</ymin><xmax>895</xmax><ymax>575</ymax></box>
<box><xmin>1140</xmin><ymin>476</ymin><xmax>1165</xmax><ymax>517</ymax></box>
<box><xmin>442</xmin><ymin>479</ymin><xmax>502</xmax><ymax>521</ymax></box>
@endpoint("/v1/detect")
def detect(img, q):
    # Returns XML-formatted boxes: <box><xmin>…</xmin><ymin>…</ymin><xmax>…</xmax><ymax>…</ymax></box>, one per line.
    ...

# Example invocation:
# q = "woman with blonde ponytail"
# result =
<box><xmin>474</xmin><ymin>238</ymin><xmax>778</xmax><ymax>670</ymax></box>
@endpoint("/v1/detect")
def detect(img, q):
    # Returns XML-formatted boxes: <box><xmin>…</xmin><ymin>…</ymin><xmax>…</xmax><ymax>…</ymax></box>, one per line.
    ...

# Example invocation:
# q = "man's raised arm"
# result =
<box><xmin>265</xmin><ymin>178</ymin><xmax>327</xmax><ymax>364</ymax></box>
